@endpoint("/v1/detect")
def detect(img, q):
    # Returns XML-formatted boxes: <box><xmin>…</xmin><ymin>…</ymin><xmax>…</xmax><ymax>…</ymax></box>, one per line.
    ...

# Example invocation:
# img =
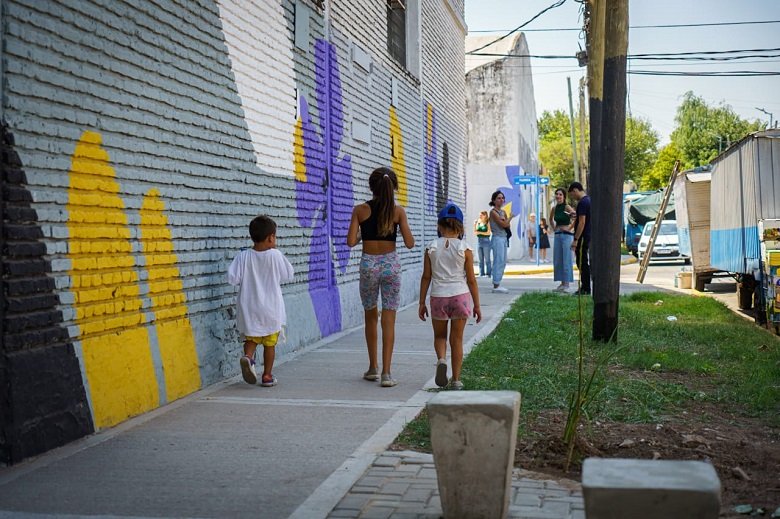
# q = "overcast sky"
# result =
<box><xmin>465</xmin><ymin>0</ymin><xmax>780</xmax><ymax>144</ymax></box>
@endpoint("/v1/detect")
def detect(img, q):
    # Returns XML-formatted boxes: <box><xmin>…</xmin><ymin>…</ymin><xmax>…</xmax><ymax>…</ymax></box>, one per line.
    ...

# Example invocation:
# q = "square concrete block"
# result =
<box><xmin>582</xmin><ymin>458</ymin><xmax>721</xmax><ymax>519</ymax></box>
<box><xmin>427</xmin><ymin>391</ymin><xmax>521</xmax><ymax>519</ymax></box>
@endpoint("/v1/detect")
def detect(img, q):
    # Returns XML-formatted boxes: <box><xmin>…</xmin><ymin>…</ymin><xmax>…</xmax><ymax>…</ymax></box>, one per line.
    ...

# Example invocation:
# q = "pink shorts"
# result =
<box><xmin>430</xmin><ymin>293</ymin><xmax>473</xmax><ymax>320</ymax></box>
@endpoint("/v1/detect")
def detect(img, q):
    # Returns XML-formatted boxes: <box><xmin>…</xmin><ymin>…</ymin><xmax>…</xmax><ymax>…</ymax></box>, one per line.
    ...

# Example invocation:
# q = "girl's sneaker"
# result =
<box><xmin>261</xmin><ymin>374</ymin><xmax>278</xmax><ymax>387</ymax></box>
<box><xmin>449</xmin><ymin>380</ymin><xmax>464</xmax><ymax>390</ymax></box>
<box><xmin>435</xmin><ymin>359</ymin><xmax>448</xmax><ymax>388</ymax></box>
<box><xmin>363</xmin><ymin>367</ymin><xmax>380</xmax><ymax>381</ymax></box>
<box><xmin>240</xmin><ymin>356</ymin><xmax>257</xmax><ymax>385</ymax></box>
<box><xmin>380</xmin><ymin>373</ymin><xmax>397</xmax><ymax>387</ymax></box>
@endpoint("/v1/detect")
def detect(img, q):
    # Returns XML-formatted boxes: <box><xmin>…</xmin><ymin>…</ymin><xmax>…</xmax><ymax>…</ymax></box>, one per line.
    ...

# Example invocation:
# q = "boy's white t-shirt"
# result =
<box><xmin>227</xmin><ymin>248</ymin><xmax>294</xmax><ymax>337</ymax></box>
<box><xmin>426</xmin><ymin>237</ymin><xmax>471</xmax><ymax>297</ymax></box>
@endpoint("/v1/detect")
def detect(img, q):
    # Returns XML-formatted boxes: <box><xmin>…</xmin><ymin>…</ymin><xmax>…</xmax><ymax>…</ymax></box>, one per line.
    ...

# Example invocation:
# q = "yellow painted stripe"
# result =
<box><xmin>293</xmin><ymin>117</ymin><xmax>307</xmax><ymax>182</ymax></box>
<box><xmin>67</xmin><ymin>131</ymin><xmax>158</xmax><ymax>429</ymax></box>
<box><xmin>389</xmin><ymin>106</ymin><xmax>408</xmax><ymax>206</ymax></box>
<box><xmin>140</xmin><ymin>189</ymin><xmax>202</xmax><ymax>402</ymax></box>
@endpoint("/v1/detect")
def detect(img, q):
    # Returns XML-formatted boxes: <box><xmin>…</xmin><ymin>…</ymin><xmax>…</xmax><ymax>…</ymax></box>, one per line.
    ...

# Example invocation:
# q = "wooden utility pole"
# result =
<box><xmin>578</xmin><ymin>77</ymin><xmax>588</xmax><ymax>187</ymax></box>
<box><xmin>586</xmin><ymin>0</ymin><xmax>605</xmax><ymax>193</ymax></box>
<box><xmin>567</xmin><ymin>77</ymin><xmax>580</xmax><ymax>183</ymax></box>
<box><xmin>590</xmin><ymin>0</ymin><xmax>628</xmax><ymax>342</ymax></box>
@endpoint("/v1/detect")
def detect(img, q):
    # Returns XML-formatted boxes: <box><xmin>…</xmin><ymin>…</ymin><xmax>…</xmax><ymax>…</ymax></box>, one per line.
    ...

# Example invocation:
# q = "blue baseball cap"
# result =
<box><xmin>438</xmin><ymin>203</ymin><xmax>464</xmax><ymax>223</ymax></box>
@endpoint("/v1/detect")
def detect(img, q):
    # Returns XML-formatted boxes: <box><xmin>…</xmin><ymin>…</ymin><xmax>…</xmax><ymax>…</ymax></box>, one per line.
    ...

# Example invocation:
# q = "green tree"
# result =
<box><xmin>641</xmin><ymin>142</ymin><xmax>682</xmax><ymax>190</ymax></box>
<box><xmin>670</xmin><ymin>91</ymin><xmax>764</xmax><ymax>167</ymax></box>
<box><xmin>538</xmin><ymin>109</ymin><xmax>571</xmax><ymax>141</ymax></box>
<box><xmin>624</xmin><ymin>116</ymin><xmax>659</xmax><ymax>184</ymax></box>
<box><xmin>538</xmin><ymin>109</ymin><xmax>578</xmax><ymax>188</ymax></box>
<box><xmin>538</xmin><ymin>110</ymin><xmax>658</xmax><ymax>188</ymax></box>
<box><xmin>539</xmin><ymin>137</ymin><xmax>574</xmax><ymax>188</ymax></box>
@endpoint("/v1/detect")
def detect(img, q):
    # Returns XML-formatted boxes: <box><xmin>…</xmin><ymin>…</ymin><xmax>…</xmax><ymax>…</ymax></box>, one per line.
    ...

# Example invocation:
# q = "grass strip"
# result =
<box><xmin>395</xmin><ymin>291</ymin><xmax>780</xmax><ymax>451</ymax></box>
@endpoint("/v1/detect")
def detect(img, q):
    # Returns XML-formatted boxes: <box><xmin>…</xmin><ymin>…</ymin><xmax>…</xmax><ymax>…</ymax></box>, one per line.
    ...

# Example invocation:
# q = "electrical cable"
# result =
<box><xmin>468</xmin><ymin>19</ymin><xmax>780</xmax><ymax>33</ymax></box>
<box><xmin>466</xmin><ymin>0</ymin><xmax>567</xmax><ymax>55</ymax></box>
<box><xmin>628</xmin><ymin>70</ymin><xmax>780</xmax><ymax>77</ymax></box>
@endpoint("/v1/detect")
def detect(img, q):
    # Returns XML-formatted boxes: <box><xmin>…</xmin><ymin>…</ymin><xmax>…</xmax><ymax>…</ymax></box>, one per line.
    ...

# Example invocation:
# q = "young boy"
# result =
<box><xmin>227</xmin><ymin>215</ymin><xmax>294</xmax><ymax>386</ymax></box>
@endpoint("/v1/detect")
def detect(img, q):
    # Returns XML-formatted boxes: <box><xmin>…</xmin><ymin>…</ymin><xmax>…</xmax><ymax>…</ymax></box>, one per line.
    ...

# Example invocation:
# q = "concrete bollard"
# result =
<box><xmin>427</xmin><ymin>391</ymin><xmax>521</xmax><ymax>519</ymax></box>
<box><xmin>582</xmin><ymin>458</ymin><xmax>721</xmax><ymax>519</ymax></box>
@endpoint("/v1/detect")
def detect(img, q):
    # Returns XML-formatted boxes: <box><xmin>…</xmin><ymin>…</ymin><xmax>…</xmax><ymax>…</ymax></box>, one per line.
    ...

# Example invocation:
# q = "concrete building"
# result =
<box><xmin>0</xmin><ymin>0</ymin><xmax>467</xmax><ymax>463</ymax></box>
<box><xmin>464</xmin><ymin>33</ymin><xmax>540</xmax><ymax>260</ymax></box>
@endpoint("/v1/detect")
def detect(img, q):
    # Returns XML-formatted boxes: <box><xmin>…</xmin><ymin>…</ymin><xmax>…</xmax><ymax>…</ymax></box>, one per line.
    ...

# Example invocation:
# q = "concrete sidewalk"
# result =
<box><xmin>0</xmin><ymin>259</ymin><xmax>677</xmax><ymax>519</ymax></box>
<box><xmin>0</xmin><ymin>275</ymin><xmax>535</xmax><ymax>519</ymax></box>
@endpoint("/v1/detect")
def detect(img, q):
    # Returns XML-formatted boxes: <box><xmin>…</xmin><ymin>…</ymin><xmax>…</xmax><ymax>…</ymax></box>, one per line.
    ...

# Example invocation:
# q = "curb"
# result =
<box><xmin>499</xmin><ymin>255</ymin><xmax>638</xmax><ymax>276</ymax></box>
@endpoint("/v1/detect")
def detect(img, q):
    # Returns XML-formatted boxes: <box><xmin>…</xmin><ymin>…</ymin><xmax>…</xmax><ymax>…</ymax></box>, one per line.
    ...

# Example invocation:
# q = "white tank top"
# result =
<box><xmin>426</xmin><ymin>237</ymin><xmax>472</xmax><ymax>297</ymax></box>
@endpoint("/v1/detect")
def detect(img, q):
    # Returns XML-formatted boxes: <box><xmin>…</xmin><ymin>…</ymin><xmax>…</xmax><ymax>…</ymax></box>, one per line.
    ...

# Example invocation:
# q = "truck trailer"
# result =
<box><xmin>710</xmin><ymin>129</ymin><xmax>780</xmax><ymax>322</ymax></box>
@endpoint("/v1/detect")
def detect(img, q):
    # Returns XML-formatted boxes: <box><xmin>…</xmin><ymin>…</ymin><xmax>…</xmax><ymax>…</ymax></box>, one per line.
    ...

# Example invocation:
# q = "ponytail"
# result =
<box><xmin>368</xmin><ymin>167</ymin><xmax>398</xmax><ymax>237</ymax></box>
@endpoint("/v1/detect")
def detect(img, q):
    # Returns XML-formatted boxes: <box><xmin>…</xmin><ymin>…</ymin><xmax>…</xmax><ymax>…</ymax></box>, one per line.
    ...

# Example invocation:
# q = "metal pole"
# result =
<box><xmin>567</xmin><ymin>77</ymin><xmax>580</xmax><ymax>183</ymax></box>
<box><xmin>535</xmin><ymin>174</ymin><xmax>540</xmax><ymax>266</ymax></box>
<box><xmin>578</xmin><ymin>77</ymin><xmax>588</xmax><ymax>188</ymax></box>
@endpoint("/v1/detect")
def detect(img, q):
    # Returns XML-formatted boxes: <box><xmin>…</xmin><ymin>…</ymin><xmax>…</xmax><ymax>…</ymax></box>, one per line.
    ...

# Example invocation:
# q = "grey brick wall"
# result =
<box><xmin>0</xmin><ymin>0</ymin><xmax>466</xmax><ymax>459</ymax></box>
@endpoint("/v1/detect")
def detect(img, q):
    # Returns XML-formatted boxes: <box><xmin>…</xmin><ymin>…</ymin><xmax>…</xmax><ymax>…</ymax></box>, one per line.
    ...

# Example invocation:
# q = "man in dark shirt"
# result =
<box><xmin>568</xmin><ymin>182</ymin><xmax>591</xmax><ymax>295</ymax></box>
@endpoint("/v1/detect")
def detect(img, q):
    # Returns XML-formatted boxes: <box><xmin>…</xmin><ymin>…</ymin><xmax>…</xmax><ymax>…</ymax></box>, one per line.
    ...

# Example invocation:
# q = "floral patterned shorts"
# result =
<box><xmin>359</xmin><ymin>251</ymin><xmax>401</xmax><ymax>311</ymax></box>
<box><xmin>430</xmin><ymin>293</ymin><xmax>473</xmax><ymax>320</ymax></box>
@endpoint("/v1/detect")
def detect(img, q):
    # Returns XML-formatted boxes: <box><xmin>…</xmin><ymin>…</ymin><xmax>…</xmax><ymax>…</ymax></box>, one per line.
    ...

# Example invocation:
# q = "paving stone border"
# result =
<box><xmin>329</xmin><ymin>450</ymin><xmax>585</xmax><ymax>519</ymax></box>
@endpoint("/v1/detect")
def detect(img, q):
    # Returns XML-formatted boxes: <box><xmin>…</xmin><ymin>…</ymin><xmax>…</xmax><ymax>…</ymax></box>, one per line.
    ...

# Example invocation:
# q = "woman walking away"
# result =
<box><xmin>549</xmin><ymin>188</ymin><xmax>576</xmax><ymax>292</ymax></box>
<box><xmin>347</xmin><ymin>167</ymin><xmax>415</xmax><ymax>387</ymax></box>
<box><xmin>489</xmin><ymin>190</ymin><xmax>515</xmax><ymax>293</ymax></box>
<box><xmin>419</xmin><ymin>203</ymin><xmax>482</xmax><ymax>390</ymax></box>
<box><xmin>539</xmin><ymin>217</ymin><xmax>551</xmax><ymax>263</ymax></box>
<box><xmin>473</xmin><ymin>210</ymin><xmax>492</xmax><ymax>277</ymax></box>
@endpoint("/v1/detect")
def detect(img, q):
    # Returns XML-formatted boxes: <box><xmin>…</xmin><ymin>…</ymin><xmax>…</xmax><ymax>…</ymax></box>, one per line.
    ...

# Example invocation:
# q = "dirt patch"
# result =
<box><xmin>516</xmin><ymin>408</ymin><xmax>780</xmax><ymax>518</ymax></box>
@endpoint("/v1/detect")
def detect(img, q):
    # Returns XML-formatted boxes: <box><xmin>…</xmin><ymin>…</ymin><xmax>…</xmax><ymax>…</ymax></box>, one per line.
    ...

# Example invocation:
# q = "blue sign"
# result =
<box><xmin>513</xmin><ymin>175</ymin><xmax>535</xmax><ymax>185</ymax></box>
<box><xmin>513</xmin><ymin>174</ymin><xmax>550</xmax><ymax>186</ymax></box>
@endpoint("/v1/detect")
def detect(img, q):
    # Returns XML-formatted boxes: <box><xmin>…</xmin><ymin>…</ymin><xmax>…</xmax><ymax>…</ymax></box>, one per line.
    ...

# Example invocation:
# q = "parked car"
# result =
<box><xmin>637</xmin><ymin>220</ymin><xmax>689</xmax><ymax>263</ymax></box>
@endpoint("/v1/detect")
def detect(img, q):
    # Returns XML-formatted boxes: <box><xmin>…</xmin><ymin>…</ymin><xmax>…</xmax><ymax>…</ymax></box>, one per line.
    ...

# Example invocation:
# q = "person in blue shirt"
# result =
<box><xmin>568</xmin><ymin>182</ymin><xmax>591</xmax><ymax>296</ymax></box>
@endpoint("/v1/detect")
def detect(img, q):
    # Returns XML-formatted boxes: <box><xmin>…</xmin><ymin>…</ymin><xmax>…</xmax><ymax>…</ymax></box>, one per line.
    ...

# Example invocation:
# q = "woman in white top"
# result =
<box><xmin>418</xmin><ymin>203</ymin><xmax>482</xmax><ymax>390</ymax></box>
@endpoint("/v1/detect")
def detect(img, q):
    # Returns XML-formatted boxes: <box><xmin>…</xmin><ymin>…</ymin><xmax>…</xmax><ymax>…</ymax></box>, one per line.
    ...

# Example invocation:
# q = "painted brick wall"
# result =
<box><xmin>420</xmin><ymin>0</ymin><xmax>467</xmax><ymax>239</ymax></box>
<box><xmin>0</xmin><ymin>0</ymin><xmax>466</xmax><ymax>462</ymax></box>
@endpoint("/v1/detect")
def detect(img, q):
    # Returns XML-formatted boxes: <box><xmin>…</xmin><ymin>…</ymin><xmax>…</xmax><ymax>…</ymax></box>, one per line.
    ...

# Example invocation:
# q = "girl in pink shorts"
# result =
<box><xmin>418</xmin><ymin>203</ymin><xmax>482</xmax><ymax>390</ymax></box>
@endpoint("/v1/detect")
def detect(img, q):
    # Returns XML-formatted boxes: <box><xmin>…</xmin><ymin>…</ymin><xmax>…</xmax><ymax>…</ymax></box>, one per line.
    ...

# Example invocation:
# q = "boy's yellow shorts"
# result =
<box><xmin>244</xmin><ymin>332</ymin><xmax>280</xmax><ymax>347</ymax></box>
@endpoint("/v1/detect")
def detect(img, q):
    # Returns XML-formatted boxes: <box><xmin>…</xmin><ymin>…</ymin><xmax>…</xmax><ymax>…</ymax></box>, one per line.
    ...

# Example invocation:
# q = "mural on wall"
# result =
<box><xmin>139</xmin><ymin>189</ymin><xmax>202</xmax><ymax>402</ymax></box>
<box><xmin>438</xmin><ymin>142</ymin><xmax>450</xmax><ymax>210</ymax></box>
<box><xmin>423</xmin><ymin>102</ymin><xmax>451</xmax><ymax>214</ymax></box>
<box><xmin>1</xmin><ymin>123</ymin><xmax>94</xmax><ymax>464</ymax></box>
<box><xmin>66</xmin><ymin>131</ymin><xmax>200</xmax><ymax>429</ymax></box>
<box><xmin>294</xmin><ymin>39</ymin><xmax>353</xmax><ymax>337</ymax></box>
<box><xmin>388</xmin><ymin>106</ymin><xmax>408</xmax><ymax>207</ymax></box>
<box><xmin>424</xmin><ymin>103</ymin><xmax>438</xmax><ymax>214</ymax></box>
<box><xmin>498</xmin><ymin>167</ymin><xmax>526</xmax><ymax>239</ymax></box>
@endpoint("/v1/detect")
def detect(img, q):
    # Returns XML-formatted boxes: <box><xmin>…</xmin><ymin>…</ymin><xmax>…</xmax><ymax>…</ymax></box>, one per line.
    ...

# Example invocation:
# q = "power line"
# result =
<box><xmin>631</xmin><ymin>47</ymin><xmax>780</xmax><ymax>57</ymax></box>
<box><xmin>633</xmin><ymin>53</ymin><xmax>780</xmax><ymax>62</ymax></box>
<box><xmin>466</xmin><ymin>0</ymin><xmax>567</xmax><ymax>55</ymax></box>
<box><xmin>468</xmin><ymin>19</ymin><xmax>780</xmax><ymax>33</ymax></box>
<box><xmin>628</xmin><ymin>70</ymin><xmax>780</xmax><ymax>77</ymax></box>
<box><xmin>467</xmin><ymin>47</ymin><xmax>780</xmax><ymax>61</ymax></box>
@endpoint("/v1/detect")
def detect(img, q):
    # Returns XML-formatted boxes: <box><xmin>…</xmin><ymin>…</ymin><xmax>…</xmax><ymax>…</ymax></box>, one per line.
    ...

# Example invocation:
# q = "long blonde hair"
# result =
<box><xmin>368</xmin><ymin>167</ymin><xmax>398</xmax><ymax>237</ymax></box>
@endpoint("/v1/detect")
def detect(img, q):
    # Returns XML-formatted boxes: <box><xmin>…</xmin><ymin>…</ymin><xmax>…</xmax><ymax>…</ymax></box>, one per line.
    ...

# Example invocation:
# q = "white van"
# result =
<box><xmin>637</xmin><ymin>220</ymin><xmax>690</xmax><ymax>263</ymax></box>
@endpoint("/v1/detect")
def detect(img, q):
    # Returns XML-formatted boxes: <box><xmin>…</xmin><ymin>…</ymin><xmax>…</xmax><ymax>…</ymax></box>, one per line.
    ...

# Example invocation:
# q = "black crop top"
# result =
<box><xmin>359</xmin><ymin>200</ymin><xmax>398</xmax><ymax>242</ymax></box>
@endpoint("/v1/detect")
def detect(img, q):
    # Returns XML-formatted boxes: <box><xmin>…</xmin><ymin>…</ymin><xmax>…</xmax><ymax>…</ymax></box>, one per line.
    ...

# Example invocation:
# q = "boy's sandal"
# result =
<box><xmin>363</xmin><ymin>367</ymin><xmax>380</xmax><ymax>381</ymax></box>
<box><xmin>261</xmin><ymin>374</ymin><xmax>278</xmax><ymax>387</ymax></box>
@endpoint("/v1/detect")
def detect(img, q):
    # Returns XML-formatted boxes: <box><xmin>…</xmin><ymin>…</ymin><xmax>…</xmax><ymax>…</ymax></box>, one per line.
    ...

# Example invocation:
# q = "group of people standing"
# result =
<box><xmin>550</xmin><ymin>182</ymin><xmax>591</xmax><ymax>295</ymax></box>
<box><xmin>228</xmin><ymin>166</ymin><xmax>590</xmax><ymax>393</ymax></box>
<box><xmin>473</xmin><ymin>182</ymin><xmax>591</xmax><ymax>296</ymax></box>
